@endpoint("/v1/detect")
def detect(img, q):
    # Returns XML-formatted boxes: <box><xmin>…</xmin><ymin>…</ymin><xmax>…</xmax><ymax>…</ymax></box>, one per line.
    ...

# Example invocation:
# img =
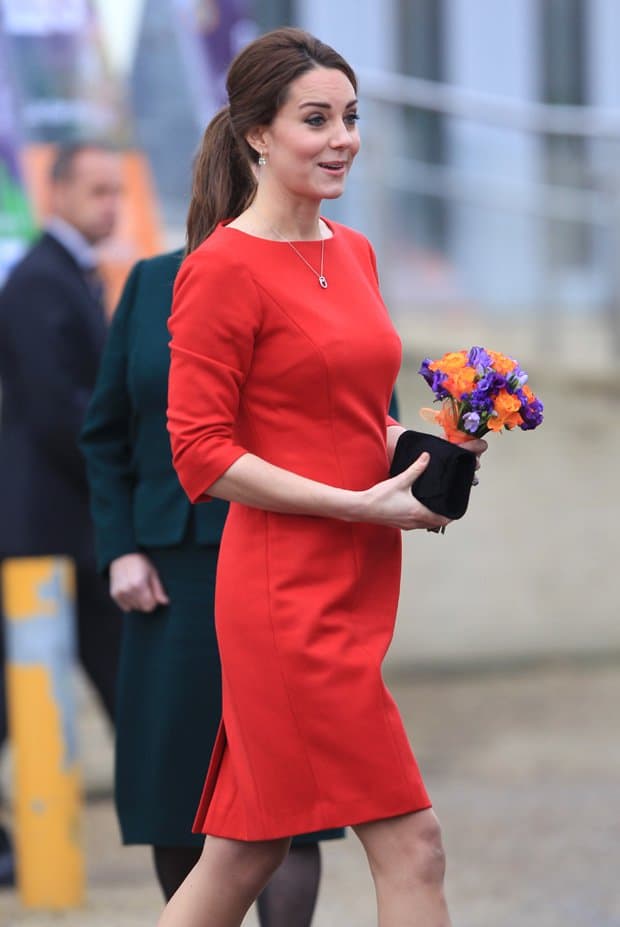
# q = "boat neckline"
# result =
<box><xmin>220</xmin><ymin>216</ymin><xmax>336</xmax><ymax>244</ymax></box>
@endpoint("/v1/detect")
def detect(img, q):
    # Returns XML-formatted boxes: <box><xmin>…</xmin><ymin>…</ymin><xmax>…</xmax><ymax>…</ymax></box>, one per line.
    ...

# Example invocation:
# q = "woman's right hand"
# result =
<box><xmin>359</xmin><ymin>453</ymin><xmax>450</xmax><ymax>532</ymax></box>
<box><xmin>109</xmin><ymin>553</ymin><xmax>170</xmax><ymax>613</ymax></box>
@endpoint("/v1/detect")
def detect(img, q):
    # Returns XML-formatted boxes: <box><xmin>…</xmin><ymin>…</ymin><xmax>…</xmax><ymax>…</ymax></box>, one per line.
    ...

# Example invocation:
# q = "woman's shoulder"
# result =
<box><xmin>328</xmin><ymin>221</ymin><xmax>378</xmax><ymax>278</ymax></box>
<box><xmin>328</xmin><ymin>220</ymin><xmax>375</xmax><ymax>256</ymax></box>
<box><xmin>181</xmin><ymin>226</ymin><xmax>252</xmax><ymax>269</ymax></box>
<box><xmin>327</xmin><ymin>219</ymin><xmax>368</xmax><ymax>243</ymax></box>
<box><xmin>171</xmin><ymin>229</ymin><xmax>264</xmax><ymax>327</ymax></box>
<box><xmin>176</xmin><ymin>226</ymin><xmax>263</xmax><ymax>295</ymax></box>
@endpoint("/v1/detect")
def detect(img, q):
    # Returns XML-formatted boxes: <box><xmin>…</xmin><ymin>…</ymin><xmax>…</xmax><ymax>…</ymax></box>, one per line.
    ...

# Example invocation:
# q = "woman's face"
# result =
<box><xmin>256</xmin><ymin>66</ymin><xmax>361</xmax><ymax>203</ymax></box>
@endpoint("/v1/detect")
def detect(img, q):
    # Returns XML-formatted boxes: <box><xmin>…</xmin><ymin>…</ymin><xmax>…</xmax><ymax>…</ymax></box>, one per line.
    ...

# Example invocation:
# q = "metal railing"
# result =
<box><xmin>358</xmin><ymin>68</ymin><xmax>620</xmax><ymax>138</ymax></box>
<box><xmin>348</xmin><ymin>68</ymin><xmax>620</xmax><ymax>357</ymax></box>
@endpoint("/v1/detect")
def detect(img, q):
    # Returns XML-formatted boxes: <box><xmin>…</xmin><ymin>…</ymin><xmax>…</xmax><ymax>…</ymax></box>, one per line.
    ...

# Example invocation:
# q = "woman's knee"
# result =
<box><xmin>198</xmin><ymin>835</ymin><xmax>291</xmax><ymax>895</ymax></box>
<box><xmin>357</xmin><ymin>809</ymin><xmax>447</xmax><ymax>888</ymax></box>
<box><xmin>411</xmin><ymin>813</ymin><xmax>446</xmax><ymax>885</ymax></box>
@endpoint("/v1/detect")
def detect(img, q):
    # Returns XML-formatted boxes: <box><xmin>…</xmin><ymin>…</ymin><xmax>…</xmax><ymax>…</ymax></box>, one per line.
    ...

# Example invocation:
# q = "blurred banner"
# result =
<box><xmin>0</xmin><ymin>28</ymin><xmax>35</xmax><ymax>286</ymax></box>
<box><xmin>0</xmin><ymin>0</ymin><xmax>129</xmax><ymax>144</ymax></box>
<box><xmin>0</xmin><ymin>0</ymin><xmax>163</xmax><ymax>310</ymax></box>
<box><xmin>132</xmin><ymin>0</ymin><xmax>258</xmax><ymax>225</ymax></box>
<box><xmin>173</xmin><ymin>0</ymin><xmax>258</xmax><ymax>120</ymax></box>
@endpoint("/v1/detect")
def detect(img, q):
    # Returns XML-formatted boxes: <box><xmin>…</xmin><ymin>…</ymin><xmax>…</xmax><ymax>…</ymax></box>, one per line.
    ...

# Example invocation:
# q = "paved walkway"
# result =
<box><xmin>1</xmin><ymin>660</ymin><xmax>618</xmax><ymax>926</ymax></box>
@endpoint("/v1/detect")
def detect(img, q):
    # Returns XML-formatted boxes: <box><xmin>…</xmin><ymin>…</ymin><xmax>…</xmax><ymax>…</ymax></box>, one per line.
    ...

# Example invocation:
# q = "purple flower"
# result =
<box><xmin>462</xmin><ymin>411</ymin><xmax>481</xmax><ymax>434</ymax></box>
<box><xmin>468</xmin><ymin>346</ymin><xmax>492</xmax><ymax>372</ymax></box>
<box><xmin>476</xmin><ymin>371</ymin><xmax>506</xmax><ymax>396</ymax></box>
<box><xmin>507</xmin><ymin>367</ymin><xmax>528</xmax><ymax>392</ymax></box>
<box><xmin>419</xmin><ymin>359</ymin><xmax>450</xmax><ymax>398</ymax></box>
<box><xmin>513</xmin><ymin>366</ymin><xmax>529</xmax><ymax>387</ymax></box>
<box><xmin>418</xmin><ymin>358</ymin><xmax>434</xmax><ymax>386</ymax></box>
<box><xmin>436</xmin><ymin>376</ymin><xmax>451</xmax><ymax>399</ymax></box>
<box><xmin>471</xmin><ymin>393</ymin><xmax>494</xmax><ymax>413</ymax></box>
<box><xmin>520</xmin><ymin>398</ymin><xmax>544</xmax><ymax>430</ymax></box>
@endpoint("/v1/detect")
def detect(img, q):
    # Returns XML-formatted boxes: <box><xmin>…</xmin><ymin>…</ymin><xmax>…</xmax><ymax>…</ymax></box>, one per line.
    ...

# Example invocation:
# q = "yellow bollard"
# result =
<box><xmin>1</xmin><ymin>556</ymin><xmax>85</xmax><ymax>908</ymax></box>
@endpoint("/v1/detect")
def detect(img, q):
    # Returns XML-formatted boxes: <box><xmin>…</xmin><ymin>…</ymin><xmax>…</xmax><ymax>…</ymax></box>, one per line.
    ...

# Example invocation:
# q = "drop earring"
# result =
<box><xmin>258</xmin><ymin>152</ymin><xmax>267</xmax><ymax>167</ymax></box>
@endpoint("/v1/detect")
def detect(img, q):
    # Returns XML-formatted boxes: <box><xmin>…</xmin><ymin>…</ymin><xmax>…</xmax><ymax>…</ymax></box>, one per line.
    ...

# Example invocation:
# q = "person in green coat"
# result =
<box><xmin>79</xmin><ymin>250</ymin><xmax>348</xmax><ymax>925</ymax></box>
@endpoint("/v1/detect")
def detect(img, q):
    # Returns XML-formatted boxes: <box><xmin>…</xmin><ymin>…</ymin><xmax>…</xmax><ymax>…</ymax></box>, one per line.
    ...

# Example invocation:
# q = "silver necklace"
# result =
<box><xmin>249</xmin><ymin>207</ymin><xmax>328</xmax><ymax>288</ymax></box>
<box><xmin>274</xmin><ymin>231</ymin><xmax>328</xmax><ymax>289</ymax></box>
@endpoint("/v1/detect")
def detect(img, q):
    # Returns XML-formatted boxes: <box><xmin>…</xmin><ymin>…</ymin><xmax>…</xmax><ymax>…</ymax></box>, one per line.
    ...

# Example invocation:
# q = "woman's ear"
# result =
<box><xmin>245</xmin><ymin>127</ymin><xmax>268</xmax><ymax>159</ymax></box>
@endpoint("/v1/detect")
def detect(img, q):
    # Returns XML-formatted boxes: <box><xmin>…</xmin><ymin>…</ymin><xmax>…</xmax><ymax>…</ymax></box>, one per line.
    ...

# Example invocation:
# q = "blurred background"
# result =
<box><xmin>1</xmin><ymin>1</ymin><xmax>619</xmax><ymax>925</ymax></box>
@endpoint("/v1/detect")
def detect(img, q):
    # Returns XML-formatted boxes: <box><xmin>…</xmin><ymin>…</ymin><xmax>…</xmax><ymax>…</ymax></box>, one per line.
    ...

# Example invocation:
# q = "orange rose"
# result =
<box><xmin>486</xmin><ymin>413</ymin><xmax>522</xmax><ymax>431</ymax></box>
<box><xmin>487</xmin><ymin>350</ymin><xmax>517</xmax><ymax>377</ymax></box>
<box><xmin>522</xmin><ymin>384</ymin><xmax>535</xmax><ymax>402</ymax></box>
<box><xmin>430</xmin><ymin>351</ymin><xmax>467</xmax><ymax>375</ymax></box>
<box><xmin>486</xmin><ymin>416</ymin><xmax>505</xmax><ymax>432</ymax></box>
<box><xmin>505</xmin><ymin>412</ymin><xmax>524</xmax><ymax>429</ymax></box>
<box><xmin>445</xmin><ymin>365</ymin><xmax>477</xmax><ymax>397</ymax></box>
<box><xmin>491</xmin><ymin>390</ymin><xmax>523</xmax><ymax>430</ymax></box>
<box><xmin>494</xmin><ymin>390</ymin><xmax>521</xmax><ymax>416</ymax></box>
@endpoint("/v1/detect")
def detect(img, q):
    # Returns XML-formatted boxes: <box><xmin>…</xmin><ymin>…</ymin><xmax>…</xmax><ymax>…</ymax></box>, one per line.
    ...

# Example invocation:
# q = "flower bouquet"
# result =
<box><xmin>419</xmin><ymin>346</ymin><xmax>543</xmax><ymax>444</ymax></box>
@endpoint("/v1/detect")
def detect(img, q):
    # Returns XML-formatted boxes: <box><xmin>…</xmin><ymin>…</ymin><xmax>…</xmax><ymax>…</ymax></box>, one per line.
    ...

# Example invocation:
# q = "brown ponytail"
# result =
<box><xmin>186</xmin><ymin>108</ymin><xmax>256</xmax><ymax>253</ymax></box>
<box><xmin>185</xmin><ymin>28</ymin><xmax>357</xmax><ymax>254</ymax></box>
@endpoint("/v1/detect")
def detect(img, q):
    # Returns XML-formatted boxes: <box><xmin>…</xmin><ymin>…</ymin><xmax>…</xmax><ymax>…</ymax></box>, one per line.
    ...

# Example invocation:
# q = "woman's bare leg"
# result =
<box><xmin>354</xmin><ymin>808</ymin><xmax>451</xmax><ymax>927</ymax></box>
<box><xmin>156</xmin><ymin>835</ymin><xmax>291</xmax><ymax>927</ymax></box>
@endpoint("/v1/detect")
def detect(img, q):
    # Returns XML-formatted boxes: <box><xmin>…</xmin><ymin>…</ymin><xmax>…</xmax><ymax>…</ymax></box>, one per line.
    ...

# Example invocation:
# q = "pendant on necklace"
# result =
<box><xmin>319</xmin><ymin>276</ymin><xmax>328</xmax><ymax>289</ymax></box>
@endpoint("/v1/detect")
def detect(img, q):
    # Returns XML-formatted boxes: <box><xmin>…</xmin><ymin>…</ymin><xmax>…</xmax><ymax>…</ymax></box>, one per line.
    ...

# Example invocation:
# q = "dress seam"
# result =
<box><xmin>220</xmin><ymin>536</ymin><xmax>270</xmax><ymax>837</ymax></box>
<box><xmin>252</xmin><ymin>280</ymin><xmax>345</xmax><ymax>479</ymax></box>
<box><xmin>264</xmin><ymin>512</ymin><xmax>324</xmax><ymax>810</ymax></box>
<box><xmin>346</xmin><ymin>526</ymin><xmax>411</xmax><ymax>788</ymax></box>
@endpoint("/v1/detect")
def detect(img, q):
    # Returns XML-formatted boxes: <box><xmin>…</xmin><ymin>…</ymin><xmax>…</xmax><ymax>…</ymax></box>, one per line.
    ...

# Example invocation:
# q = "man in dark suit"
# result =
<box><xmin>0</xmin><ymin>142</ymin><xmax>124</xmax><ymax>883</ymax></box>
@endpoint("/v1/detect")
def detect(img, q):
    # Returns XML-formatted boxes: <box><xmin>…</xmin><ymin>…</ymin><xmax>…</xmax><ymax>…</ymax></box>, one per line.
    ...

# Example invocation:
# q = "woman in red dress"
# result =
<box><xmin>161</xmin><ymin>27</ymin><xmax>485</xmax><ymax>927</ymax></box>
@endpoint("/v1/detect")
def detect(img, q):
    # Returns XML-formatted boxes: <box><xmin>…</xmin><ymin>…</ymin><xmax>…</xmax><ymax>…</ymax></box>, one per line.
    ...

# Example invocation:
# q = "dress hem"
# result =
<box><xmin>193</xmin><ymin>798</ymin><xmax>433</xmax><ymax>842</ymax></box>
<box><xmin>120</xmin><ymin>829</ymin><xmax>347</xmax><ymax>847</ymax></box>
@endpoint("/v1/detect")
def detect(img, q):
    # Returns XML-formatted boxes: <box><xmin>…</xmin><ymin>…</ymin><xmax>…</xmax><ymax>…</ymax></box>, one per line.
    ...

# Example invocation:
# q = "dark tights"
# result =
<box><xmin>256</xmin><ymin>842</ymin><xmax>321</xmax><ymax>927</ymax></box>
<box><xmin>153</xmin><ymin>841</ymin><xmax>321</xmax><ymax>927</ymax></box>
<box><xmin>152</xmin><ymin>845</ymin><xmax>202</xmax><ymax>903</ymax></box>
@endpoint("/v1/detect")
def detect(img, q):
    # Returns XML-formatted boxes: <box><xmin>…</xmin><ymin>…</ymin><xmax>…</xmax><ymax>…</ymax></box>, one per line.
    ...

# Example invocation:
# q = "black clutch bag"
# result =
<box><xmin>389</xmin><ymin>430</ymin><xmax>476</xmax><ymax>520</ymax></box>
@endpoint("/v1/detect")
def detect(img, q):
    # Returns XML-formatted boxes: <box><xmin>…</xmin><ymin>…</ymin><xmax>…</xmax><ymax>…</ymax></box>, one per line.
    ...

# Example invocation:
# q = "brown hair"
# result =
<box><xmin>50</xmin><ymin>140</ymin><xmax>115</xmax><ymax>183</ymax></box>
<box><xmin>186</xmin><ymin>27</ymin><xmax>358</xmax><ymax>252</ymax></box>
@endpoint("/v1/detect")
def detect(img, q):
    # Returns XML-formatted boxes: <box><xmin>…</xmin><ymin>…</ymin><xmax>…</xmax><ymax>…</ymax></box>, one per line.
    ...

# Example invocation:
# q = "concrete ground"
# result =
<box><xmin>1</xmin><ymin>659</ymin><xmax>619</xmax><ymax>926</ymax></box>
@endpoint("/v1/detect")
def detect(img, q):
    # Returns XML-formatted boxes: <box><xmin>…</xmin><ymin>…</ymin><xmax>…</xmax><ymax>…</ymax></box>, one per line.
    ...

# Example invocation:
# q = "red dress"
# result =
<box><xmin>167</xmin><ymin>220</ymin><xmax>431</xmax><ymax>840</ymax></box>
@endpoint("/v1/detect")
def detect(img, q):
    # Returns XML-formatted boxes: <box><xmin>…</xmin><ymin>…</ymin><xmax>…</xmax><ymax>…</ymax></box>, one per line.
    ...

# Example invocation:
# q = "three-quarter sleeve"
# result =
<box><xmin>167</xmin><ymin>249</ymin><xmax>263</xmax><ymax>503</ymax></box>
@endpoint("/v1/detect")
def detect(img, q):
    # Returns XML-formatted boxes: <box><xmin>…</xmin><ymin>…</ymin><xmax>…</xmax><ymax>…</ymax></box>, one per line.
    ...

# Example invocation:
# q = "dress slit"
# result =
<box><xmin>192</xmin><ymin>719</ymin><xmax>227</xmax><ymax>833</ymax></box>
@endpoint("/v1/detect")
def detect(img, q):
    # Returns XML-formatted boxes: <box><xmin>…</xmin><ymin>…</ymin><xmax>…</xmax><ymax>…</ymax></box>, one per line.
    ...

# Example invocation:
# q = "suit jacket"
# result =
<box><xmin>0</xmin><ymin>232</ymin><xmax>107</xmax><ymax>563</ymax></box>
<box><xmin>79</xmin><ymin>251</ymin><xmax>229</xmax><ymax>574</ymax></box>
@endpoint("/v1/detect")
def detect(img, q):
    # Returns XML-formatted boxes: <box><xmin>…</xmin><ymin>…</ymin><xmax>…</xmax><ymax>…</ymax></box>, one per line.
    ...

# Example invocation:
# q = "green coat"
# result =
<box><xmin>80</xmin><ymin>250</ymin><xmax>228</xmax><ymax>571</ymax></box>
<box><xmin>79</xmin><ymin>250</ymin><xmax>229</xmax><ymax>845</ymax></box>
